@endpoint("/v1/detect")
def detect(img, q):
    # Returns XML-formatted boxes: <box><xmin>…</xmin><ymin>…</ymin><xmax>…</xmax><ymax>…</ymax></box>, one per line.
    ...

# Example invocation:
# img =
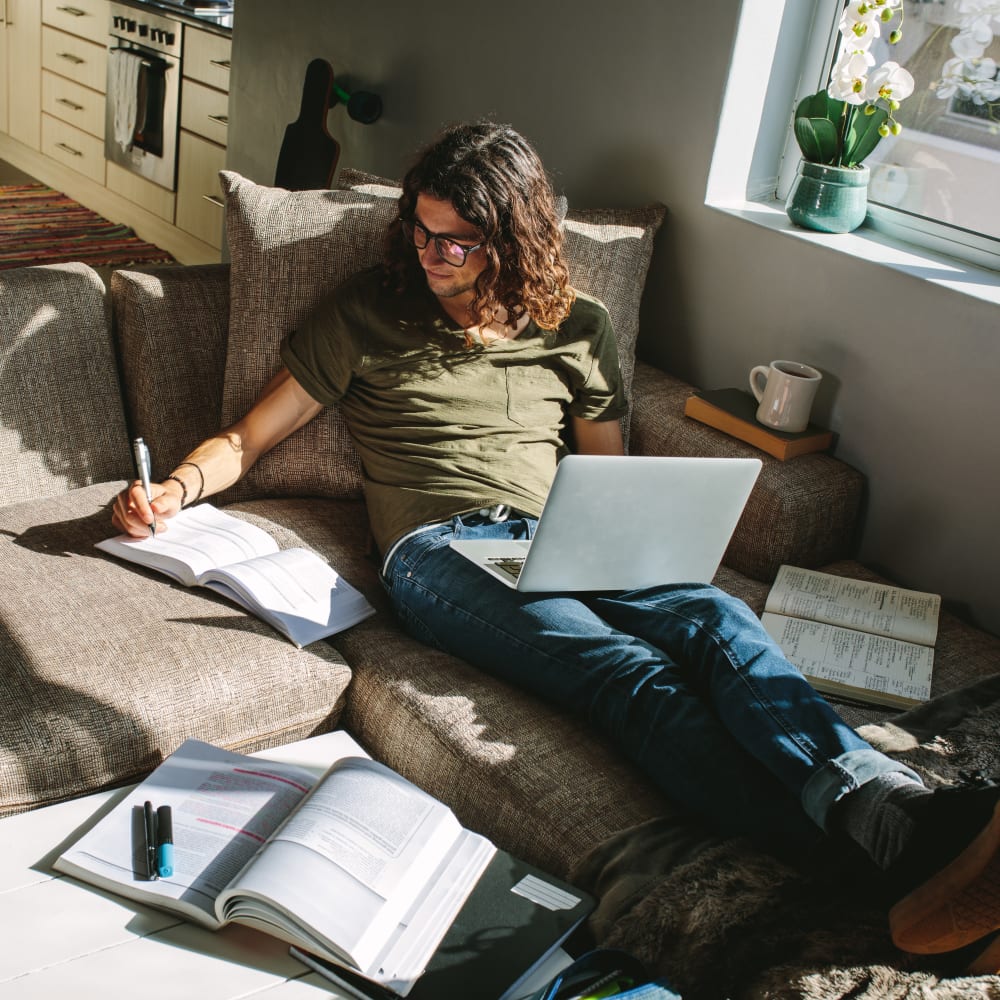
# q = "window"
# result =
<box><xmin>861</xmin><ymin>1</ymin><xmax>1000</xmax><ymax>243</ymax></box>
<box><xmin>708</xmin><ymin>0</ymin><xmax>1000</xmax><ymax>286</ymax></box>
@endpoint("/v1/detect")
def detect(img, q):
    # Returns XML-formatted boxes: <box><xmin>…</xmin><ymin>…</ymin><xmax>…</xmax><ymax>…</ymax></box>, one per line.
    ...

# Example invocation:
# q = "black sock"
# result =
<box><xmin>835</xmin><ymin>772</ymin><xmax>930</xmax><ymax>869</ymax></box>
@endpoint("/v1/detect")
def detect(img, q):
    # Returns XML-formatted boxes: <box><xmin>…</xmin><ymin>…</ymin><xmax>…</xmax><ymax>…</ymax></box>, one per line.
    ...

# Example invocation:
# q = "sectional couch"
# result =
<box><xmin>1</xmin><ymin>170</ymin><xmax>998</xmax><ymax>999</ymax></box>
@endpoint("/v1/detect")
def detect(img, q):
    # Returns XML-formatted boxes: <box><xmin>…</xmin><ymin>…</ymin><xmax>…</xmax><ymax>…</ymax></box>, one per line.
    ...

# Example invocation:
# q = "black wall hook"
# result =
<box><xmin>332</xmin><ymin>82</ymin><xmax>382</xmax><ymax>124</ymax></box>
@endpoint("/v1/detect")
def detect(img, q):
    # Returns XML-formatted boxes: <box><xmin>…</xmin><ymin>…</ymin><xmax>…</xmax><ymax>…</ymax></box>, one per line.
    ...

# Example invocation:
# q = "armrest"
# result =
<box><xmin>629</xmin><ymin>361</ymin><xmax>865</xmax><ymax>582</ymax></box>
<box><xmin>111</xmin><ymin>264</ymin><xmax>230</xmax><ymax>478</ymax></box>
<box><xmin>0</xmin><ymin>263</ymin><xmax>132</xmax><ymax>506</ymax></box>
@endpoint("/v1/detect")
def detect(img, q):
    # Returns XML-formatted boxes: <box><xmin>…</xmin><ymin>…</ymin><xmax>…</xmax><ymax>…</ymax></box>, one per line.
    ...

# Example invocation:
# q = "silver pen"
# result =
<box><xmin>131</xmin><ymin>437</ymin><xmax>156</xmax><ymax>537</ymax></box>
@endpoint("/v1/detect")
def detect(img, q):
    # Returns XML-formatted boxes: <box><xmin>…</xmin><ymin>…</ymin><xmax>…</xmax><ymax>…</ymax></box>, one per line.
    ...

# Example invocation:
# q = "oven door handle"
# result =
<box><xmin>109</xmin><ymin>44</ymin><xmax>170</xmax><ymax>71</ymax></box>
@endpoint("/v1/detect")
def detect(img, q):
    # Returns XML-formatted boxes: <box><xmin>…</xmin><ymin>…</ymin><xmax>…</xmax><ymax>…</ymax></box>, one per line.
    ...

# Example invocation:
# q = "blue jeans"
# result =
<box><xmin>381</xmin><ymin>513</ymin><xmax>918</xmax><ymax>849</ymax></box>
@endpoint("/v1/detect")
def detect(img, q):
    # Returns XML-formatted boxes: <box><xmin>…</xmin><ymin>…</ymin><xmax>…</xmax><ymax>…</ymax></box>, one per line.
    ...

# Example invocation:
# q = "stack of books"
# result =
<box><xmin>683</xmin><ymin>388</ymin><xmax>834</xmax><ymax>460</ymax></box>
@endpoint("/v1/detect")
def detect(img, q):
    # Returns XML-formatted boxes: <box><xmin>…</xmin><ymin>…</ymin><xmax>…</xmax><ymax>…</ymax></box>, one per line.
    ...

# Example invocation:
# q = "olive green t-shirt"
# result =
<box><xmin>280</xmin><ymin>267</ymin><xmax>628</xmax><ymax>554</ymax></box>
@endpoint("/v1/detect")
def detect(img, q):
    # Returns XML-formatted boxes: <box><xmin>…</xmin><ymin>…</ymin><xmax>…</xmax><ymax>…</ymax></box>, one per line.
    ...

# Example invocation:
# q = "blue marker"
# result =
<box><xmin>156</xmin><ymin>805</ymin><xmax>174</xmax><ymax>878</ymax></box>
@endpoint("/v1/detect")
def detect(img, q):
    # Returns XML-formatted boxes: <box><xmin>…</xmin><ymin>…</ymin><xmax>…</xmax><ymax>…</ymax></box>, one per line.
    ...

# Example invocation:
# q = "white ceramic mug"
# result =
<box><xmin>749</xmin><ymin>360</ymin><xmax>822</xmax><ymax>433</ymax></box>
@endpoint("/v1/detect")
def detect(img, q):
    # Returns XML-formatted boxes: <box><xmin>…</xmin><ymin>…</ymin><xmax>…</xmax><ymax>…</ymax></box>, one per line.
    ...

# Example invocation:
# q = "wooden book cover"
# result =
<box><xmin>684</xmin><ymin>388</ymin><xmax>834</xmax><ymax>460</ymax></box>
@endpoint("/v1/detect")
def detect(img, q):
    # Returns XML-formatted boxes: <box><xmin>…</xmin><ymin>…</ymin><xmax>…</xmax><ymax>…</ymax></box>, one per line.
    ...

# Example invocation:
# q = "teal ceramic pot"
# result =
<box><xmin>785</xmin><ymin>162</ymin><xmax>870</xmax><ymax>234</ymax></box>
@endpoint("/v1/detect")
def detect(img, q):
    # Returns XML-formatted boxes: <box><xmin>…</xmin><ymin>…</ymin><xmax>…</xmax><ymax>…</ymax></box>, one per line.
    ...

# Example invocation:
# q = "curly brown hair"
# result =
<box><xmin>384</xmin><ymin>121</ymin><xmax>574</xmax><ymax>334</ymax></box>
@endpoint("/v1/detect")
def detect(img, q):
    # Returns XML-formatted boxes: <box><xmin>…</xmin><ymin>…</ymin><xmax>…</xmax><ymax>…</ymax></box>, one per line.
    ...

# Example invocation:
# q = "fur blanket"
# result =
<box><xmin>570</xmin><ymin>676</ymin><xmax>1000</xmax><ymax>1000</ymax></box>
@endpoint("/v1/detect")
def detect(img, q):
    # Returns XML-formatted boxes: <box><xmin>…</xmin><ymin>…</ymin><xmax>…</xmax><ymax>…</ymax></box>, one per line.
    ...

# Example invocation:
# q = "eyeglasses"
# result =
<box><xmin>402</xmin><ymin>218</ymin><xmax>485</xmax><ymax>267</ymax></box>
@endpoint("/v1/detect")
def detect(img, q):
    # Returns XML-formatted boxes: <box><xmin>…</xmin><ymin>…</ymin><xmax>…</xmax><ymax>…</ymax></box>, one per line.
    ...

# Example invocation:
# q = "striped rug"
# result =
<box><xmin>0</xmin><ymin>183</ymin><xmax>175</xmax><ymax>270</ymax></box>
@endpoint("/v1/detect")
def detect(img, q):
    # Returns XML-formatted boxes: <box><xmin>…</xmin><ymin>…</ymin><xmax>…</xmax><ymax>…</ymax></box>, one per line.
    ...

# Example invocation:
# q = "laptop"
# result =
<box><xmin>449</xmin><ymin>454</ymin><xmax>762</xmax><ymax>592</ymax></box>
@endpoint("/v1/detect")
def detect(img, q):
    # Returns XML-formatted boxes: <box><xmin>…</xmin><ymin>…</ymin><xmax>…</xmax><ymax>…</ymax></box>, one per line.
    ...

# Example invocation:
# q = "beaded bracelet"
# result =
<box><xmin>163</xmin><ymin>475</ymin><xmax>189</xmax><ymax>508</ymax></box>
<box><xmin>175</xmin><ymin>461</ymin><xmax>205</xmax><ymax>503</ymax></box>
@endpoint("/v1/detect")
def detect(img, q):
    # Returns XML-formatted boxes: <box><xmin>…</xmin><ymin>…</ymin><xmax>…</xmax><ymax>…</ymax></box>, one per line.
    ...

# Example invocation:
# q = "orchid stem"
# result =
<box><xmin>838</xmin><ymin>103</ymin><xmax>856</xmax><ymax>168</ymax></box>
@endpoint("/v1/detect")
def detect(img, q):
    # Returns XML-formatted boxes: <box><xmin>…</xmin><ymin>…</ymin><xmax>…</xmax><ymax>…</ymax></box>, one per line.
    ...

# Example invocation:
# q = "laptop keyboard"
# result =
<box><xmin>487</xmin><ymin>556</ymin><xmax>526</xmax><ymax>581</ymax></box>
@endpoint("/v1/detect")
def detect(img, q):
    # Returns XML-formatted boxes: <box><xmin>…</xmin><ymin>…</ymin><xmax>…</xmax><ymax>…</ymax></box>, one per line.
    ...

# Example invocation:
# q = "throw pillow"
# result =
<box><xmin>220</xmin><ymin>170</ymin><xmax>399</xmax><ymax>500</ymax></box>
<box><xmin>561</xmin><ymin>205</ymin><xmax>666</xmax><ymax>431</ymax></box>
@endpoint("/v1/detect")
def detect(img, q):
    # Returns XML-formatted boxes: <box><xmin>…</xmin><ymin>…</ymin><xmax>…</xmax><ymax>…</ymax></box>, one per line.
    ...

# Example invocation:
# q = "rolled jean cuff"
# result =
<box><xmin>802</xmin><ymin>748</ymin><xmax>923</xmax><ymax>831</ymax></box>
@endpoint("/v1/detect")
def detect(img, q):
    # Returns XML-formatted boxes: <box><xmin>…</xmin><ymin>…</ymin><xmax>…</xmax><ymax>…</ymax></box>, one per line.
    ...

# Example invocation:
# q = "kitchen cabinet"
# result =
<box><xmin>41</xmin><ymin>26</ymin><xmax>107</xmax><ymax>94</ymax></box>
<box><xmin>2</xmin><ymin>0</ymin><xmax>42</xmax><ymax>150</ymax></box>
<box><xmin>41</xmin><ymin>0</ymin><xmax>105</xmax><ymax>42</ymax></box>
<box><xmin>40</xmin><ymin>0</ymin><xmax>107</xmax><ymax>183</ymax></box>
<box><xmin>41</xmin><ymin>112</ymin><xmax>105</xmax><ymax>183</ymax></box>
<box><xmin>175</xmin><ymin>25</ymin><xmax>230</xmax><ymax>250</ymax></box>
<box><xmin>1</xmin><ymin>1</ymin><xmax>231</xmax><ymax>265</ymax></box>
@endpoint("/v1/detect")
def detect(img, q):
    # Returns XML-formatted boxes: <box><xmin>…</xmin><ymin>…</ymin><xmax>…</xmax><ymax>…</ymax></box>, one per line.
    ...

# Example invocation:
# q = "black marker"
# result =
<box><xmin>143</xmin><ymin>800</ymin><xmax>158</xmax><ymax>880</ymax></box>
<box><xmin>156</xmin><ymin>805</ymin><xmax>174</xmax><ymax>878</ymax></box>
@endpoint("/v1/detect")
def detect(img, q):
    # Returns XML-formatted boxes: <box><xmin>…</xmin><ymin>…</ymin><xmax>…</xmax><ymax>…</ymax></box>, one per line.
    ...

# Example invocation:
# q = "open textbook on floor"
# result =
<box><xmin>54</xmin><ymin>735</ymin><xmax>504</xmax><ymax>996</ymax></box>
<box><xmin>95</xmin><ymin>503</ymin><xmax>374</xmax><ymax>647</ymax></box>
<box><xmin>761</xmin><ymin>565</ymin><xmax>940</xmax><ymax>709</ymax></box>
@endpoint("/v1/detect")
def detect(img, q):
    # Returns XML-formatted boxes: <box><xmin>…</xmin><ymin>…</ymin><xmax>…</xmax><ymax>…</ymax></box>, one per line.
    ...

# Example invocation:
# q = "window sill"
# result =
<box><xmin>707</xmin><ymin>196</ymin><xmax>1000</xmax><ymax>309</ymax></box>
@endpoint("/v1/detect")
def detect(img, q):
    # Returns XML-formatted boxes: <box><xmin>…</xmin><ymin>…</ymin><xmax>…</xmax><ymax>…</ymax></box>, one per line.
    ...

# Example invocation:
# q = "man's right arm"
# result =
<box><xmin>112</xmin><ymin>367</ymin><xmax>324</xmax><ymax>537</ymax></box>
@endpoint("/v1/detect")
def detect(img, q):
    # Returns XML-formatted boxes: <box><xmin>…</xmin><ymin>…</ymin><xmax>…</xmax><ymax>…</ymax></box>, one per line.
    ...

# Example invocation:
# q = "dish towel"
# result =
<box><xmin>108</xmin><ymin>49</ymin><xmax>144</xmax><ymax>152</ymax></box>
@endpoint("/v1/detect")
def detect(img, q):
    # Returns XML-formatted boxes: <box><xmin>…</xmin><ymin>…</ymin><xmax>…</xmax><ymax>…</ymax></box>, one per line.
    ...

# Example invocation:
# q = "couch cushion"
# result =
<box><xmin>219</xmin><ymin>171</ymin><xmax>393</xmax><ymax>501</ymax></box>
<box><xmin>0</xmin><ymin>263</ymin><xmax>132</xmax><ymax>507</ymax></box>
<box><xmin>560</xmin><ymin>204</ymin><xmax>665</xmax><ymax>432</ymax></box>
<box><xmin>629</xmin><ymin>361</ymin><xmax>865</xmax><ymax>581</ymax></box>
<box><xmin>0</xmin><ymin>483</ymin><xmax>353</xmax><ymax>817</ymax></box>
<box><xmin>112</xmin><ymin>265</ymin><xmax>231</xmax><ymax>481</ymax></box>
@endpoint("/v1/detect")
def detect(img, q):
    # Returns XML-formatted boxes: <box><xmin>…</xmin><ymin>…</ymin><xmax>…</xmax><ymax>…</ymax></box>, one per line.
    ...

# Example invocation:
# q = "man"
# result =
<box><xmin>113</xmin><ymin>120</ymin><xmax>999</xmax><ymax>971</ymax></box>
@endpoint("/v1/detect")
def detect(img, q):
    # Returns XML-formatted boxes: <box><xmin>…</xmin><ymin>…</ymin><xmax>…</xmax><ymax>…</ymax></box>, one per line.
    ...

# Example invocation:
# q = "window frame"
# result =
<box><xmin>709</xmin><ymin>0</ymin><xmax>1000</xmax><ymax>287</ymax></box>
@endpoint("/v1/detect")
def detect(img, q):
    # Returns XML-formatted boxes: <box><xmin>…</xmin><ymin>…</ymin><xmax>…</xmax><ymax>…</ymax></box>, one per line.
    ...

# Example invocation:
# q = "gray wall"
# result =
<box><xmin>226</xmin><ymin>0</ymin><xmax>1000</xmax><ymax>637</ymax></box>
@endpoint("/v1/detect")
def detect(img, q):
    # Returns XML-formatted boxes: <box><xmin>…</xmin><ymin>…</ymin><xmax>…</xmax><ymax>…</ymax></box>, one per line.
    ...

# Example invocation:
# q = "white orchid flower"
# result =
<box><xmin>955</xmin><ymin>0</ymin><xmax>1000</xmax><ymax>25</ymax></box>
<box><xmin>956</xmin><ymin>21</ymin><xmax>995</xmax><ymax>55</ymax></box>
<box><xmin>864</xmin><ymin>61</ymin><xmax>915</xmax><ymax>105</ymax></box>
<box><xmin>937</xmin><ymin>55</ymin><xmax>1000</xmax><ymax>103</ymax></box>
<box><xmin>829</xmin><ymin>48</ymin><xmax>877</xmax><ymax>103</ymax></box>
<box><xmin>839</xmin><ymin>2</ymin><xmax>881</xmax><ymax>49</ymax></box>
<box><xmin>954</xmin><ymin>1</ymin><xmax>1000</xmax><ymax>52</ymax></box>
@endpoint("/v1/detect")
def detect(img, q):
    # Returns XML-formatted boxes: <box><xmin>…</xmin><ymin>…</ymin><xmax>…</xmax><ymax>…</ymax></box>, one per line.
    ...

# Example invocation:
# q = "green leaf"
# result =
<box><xmin>794</xmin><ymin>117</ymin><xmax>840</xmax><ymax>164</ymax></box>
<box><xmin>842</xmin><ymin>106</ymin><xmax>888</xmax><ymax>167</ymax></box>
<box><xmin>793</xmin><ymin>91</ymin><xmax>847</xmax><ymax>164</ymax></box>
<box><xmin>796</xmin><ymin>91</ymin><xmax>845</xmax><ymax>123</ymax></box>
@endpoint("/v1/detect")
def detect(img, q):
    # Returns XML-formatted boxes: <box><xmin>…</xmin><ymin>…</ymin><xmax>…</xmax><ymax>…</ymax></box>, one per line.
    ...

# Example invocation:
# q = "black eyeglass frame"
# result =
<box><xmin>402</xmin><ymin>218</ymin><xmax>486</xmax><ymax>267</ymax></box>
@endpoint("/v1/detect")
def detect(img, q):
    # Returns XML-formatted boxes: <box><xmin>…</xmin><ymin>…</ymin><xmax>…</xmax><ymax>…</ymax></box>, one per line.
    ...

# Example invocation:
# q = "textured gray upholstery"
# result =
<box><xmin>0</xmin><ymin>263</ymin><xmax>131</xmax><ymax>506</ymax></box>
<box><xmin>0</xmin><ymin>484</ymin><xmax>352</xmax><ymax>814</ymax></box>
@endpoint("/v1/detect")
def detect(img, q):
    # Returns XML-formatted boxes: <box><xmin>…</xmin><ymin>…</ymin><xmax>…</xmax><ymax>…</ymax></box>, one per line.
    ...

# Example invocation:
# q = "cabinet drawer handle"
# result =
<box><xmin>209</xmin><ymin>58</ymin><xmax>231</xmax><ymax>69</ymax></box>
<box><xmin>58</xmin><ymin>52</ymin><xmax>86</xmax><ymax>65</ymax></box>
<box><xmin>207</xmin><ymin>113</ymin><xmax>228</xmax><ymax>126</ymax></box>
<box><xmin>202</xmin><ymin>195</ymin><xmax>225</xmax><ymax>208</ymax></box>
<box><xmin>56</xmin><ymin>97</ymin><xmax>85</xmax><ymax>111</ymax></box>
<box><xmin>56</xmin><ymin>141</ymin><xmax>83</xmax><ymax>157</ymax></box>
<box><xmin>56</xmin><ymin>5</ymin><xmax>87</xmax><ymax>15</ymax></box>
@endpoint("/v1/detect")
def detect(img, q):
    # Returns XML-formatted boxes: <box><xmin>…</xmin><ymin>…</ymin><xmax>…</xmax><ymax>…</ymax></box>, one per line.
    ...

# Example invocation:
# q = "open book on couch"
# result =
<box><xmin>96</xmin><ymin>503</ymin><xmax>374</xmax><ymax>647</ymax></box>
<box><xmin>761</xmin><ymin>565</ymin><xmax>940</xmax><ymax>709</ymax></box>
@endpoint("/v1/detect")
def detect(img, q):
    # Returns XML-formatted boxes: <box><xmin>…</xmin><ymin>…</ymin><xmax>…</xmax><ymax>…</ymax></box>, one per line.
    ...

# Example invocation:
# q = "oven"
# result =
<box><xmin>105</xmin><ymin>3</ymin><xmax>182</xmax><ymax>191</ymax></box>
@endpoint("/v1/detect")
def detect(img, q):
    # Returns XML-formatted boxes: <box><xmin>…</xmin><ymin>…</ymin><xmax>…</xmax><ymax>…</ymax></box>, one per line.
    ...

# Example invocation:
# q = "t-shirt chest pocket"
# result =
<box><xmin>505</xmin><ymin>365</ymin><xmax>570</xmax><ymax>428</ymax></box>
